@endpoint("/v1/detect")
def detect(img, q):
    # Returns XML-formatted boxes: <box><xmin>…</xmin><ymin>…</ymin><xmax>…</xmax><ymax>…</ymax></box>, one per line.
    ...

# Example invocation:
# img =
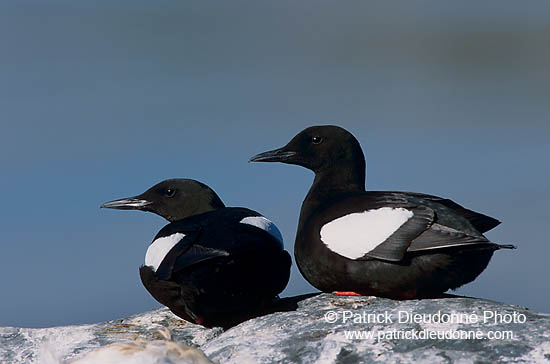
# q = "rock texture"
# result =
<box><xmin>1</xmin><ymin>294</ymin><xmax>549</xmax><ymax>363</ymax></box>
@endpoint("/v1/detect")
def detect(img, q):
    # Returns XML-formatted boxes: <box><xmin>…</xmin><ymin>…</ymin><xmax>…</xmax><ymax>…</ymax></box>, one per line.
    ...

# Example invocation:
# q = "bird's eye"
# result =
<box><xmin>312</xmin><ymin>136</ymin><xmax>323</xmax><ymax>145</ymax></box>
<box><xmin>164</xmin><ymin>189</ymin><xmax>176</xmax><ymax>197</ymax></box>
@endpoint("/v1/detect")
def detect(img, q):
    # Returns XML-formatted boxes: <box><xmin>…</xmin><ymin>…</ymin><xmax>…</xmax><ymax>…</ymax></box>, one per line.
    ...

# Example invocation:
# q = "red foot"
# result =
<box><xmin>402</xmin><ymin>289</ymin><xmax>417</xmax><ymax>299</ymax></box>
<box><xmin>333</xmin><ymin>291</ymin><xmax>362</xmax><ymax>296</ymax></box>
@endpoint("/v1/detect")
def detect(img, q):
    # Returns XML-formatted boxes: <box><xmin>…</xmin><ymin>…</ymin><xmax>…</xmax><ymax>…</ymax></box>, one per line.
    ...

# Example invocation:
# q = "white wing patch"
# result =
<box><xmin>320</xmin><ymin>207</ymin><xmax>414</xmax><ymax>259</ymax></box>
<box><xmin>145</xmin><ymin>233</ymin><xmax>185</xmax><ymax>271</ymax></box>
<box><xmin>240</xmin><ymin>216</ymin><xmax>284</xmax><ymax>248</ymax></box>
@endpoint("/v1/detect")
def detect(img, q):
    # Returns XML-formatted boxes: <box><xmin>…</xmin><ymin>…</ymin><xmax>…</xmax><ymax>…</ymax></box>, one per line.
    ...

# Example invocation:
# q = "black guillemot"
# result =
<box><xmin>101</xmin><ymin>178</ymin><xmax>291</xmax><ymax>328</ymax></box>
<box><xmin>250</xmin><ymin>125</ymin><xmax>515</xmax><ymax>299</ymax></box>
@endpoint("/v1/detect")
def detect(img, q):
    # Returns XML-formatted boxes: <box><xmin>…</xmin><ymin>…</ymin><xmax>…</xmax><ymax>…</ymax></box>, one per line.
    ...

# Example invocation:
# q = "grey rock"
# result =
<box><xmin>0</xmin><ymin>308</ymin><xmax>217</xmax><ymax>363</ymax></box>
<box><xmin>2</xmin><ymin>294</ymin><xmax>549</xmax><ymax>363</ymax></box>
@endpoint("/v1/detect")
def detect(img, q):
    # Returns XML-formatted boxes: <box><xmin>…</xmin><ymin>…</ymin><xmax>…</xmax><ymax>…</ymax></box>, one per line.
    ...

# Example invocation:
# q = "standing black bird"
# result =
<box><xmin>101</xmin><ymin>179</ymin><xmax>291</xmax><ymax>328</ymax></box>
<box><xmin>250</xmin><ymin>125</ymin><xmax>514</xmax><ymax>299</ymax></box>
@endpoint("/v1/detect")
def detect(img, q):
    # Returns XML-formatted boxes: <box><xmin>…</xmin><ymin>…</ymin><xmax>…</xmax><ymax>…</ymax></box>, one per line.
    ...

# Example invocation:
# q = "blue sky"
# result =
<box><xmin>1</xmin><ymin>1</ymin><xmax>549</xmax><ymax>327</ymax></box>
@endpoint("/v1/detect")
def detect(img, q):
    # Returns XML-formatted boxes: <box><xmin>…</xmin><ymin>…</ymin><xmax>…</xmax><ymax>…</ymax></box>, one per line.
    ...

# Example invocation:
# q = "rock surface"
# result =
<box><xmin>1</xmin><ymin>294</ymin><xmax>549</xmax><ymax>363</ymax></box>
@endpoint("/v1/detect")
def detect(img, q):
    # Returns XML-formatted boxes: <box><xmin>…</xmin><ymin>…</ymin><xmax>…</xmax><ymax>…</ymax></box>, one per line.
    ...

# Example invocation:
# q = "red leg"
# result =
<box><xmin>332</xmin><ymin>291</ymin><xmax>362</xmax><ymax>296</ymax></box>
<box><xmin>402</xmin><ymin>289</ymin><xmax>417</xmax><ymax>299</ymax></box>
<box><xmin>195</xmin><ymin>315</ymin><xmax>205</xmax><ymax>325</ymax></box>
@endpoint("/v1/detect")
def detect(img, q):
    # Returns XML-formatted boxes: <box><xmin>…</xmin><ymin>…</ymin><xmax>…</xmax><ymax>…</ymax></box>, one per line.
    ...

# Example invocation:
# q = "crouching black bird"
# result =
<box><xmin>101</xmin><ymin>179</ymin><xmax>291</xmax><ymax>328</ymax></box>
<box><xmin>250</xmin><ymin>125</ymin><xmax>515</xmax><ymax>299</ymax></box>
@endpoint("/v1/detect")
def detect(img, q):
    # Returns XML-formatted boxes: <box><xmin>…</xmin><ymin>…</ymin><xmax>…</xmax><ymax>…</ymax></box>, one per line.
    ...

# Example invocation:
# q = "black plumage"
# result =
<box><xmin>250</xmin><ymin>125</ymin><xmax>514</xmax><ymax>299</ymax></box>
<box><xmin>102</xmin><ymin>179</ymin><xmax>291</xmax><ymax>328</ymax></box>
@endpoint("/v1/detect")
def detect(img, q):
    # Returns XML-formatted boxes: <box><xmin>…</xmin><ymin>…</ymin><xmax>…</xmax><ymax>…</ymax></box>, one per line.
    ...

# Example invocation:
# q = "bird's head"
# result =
<box><xmin>101</xmin><ymin>178</ymin><xmax>225</xmax><ymax>222</ymax></box>
<box><xmin>249</xmin><ymin>125</ymin><xmax>364</xmax><ymax>174</ymax></box>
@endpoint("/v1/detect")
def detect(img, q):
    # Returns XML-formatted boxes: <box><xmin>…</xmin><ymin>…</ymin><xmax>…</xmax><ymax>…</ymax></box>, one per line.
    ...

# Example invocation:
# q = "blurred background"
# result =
<box><xmin>1</xmin><ymin>1</ymin><xmax>548</xmax><ymax>327</ymax></box>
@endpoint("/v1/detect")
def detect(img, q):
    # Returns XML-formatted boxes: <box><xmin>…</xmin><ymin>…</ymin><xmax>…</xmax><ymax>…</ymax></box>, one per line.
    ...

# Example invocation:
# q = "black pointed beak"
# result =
<box><xmin>249</xmin><ymin>148</ymin><xmax>296</xmax><ymax>163</ymax></box>
<box><xmin>100</xmin><ymin>197</ymin><xmax>153</xmax><ymax>210</ymax></box>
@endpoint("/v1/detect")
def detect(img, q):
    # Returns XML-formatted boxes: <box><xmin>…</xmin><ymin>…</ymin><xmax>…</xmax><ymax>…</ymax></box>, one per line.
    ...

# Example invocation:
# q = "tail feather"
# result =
<box><xmin>497</xmin><ymin>243</ymin><xmax>516</xmax><ymax>249</ymax></box>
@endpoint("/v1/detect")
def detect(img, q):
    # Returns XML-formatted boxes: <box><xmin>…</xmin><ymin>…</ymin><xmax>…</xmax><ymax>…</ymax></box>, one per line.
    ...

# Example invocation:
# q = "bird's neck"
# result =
<box><xmin>194</xmin><ymin>192</ymin><xmax>226</xmax><ymax>216</ymax></box>
<box><xmin>190</xmin><ymin>203</ymin><xmax>221</xmax><ymax>217</ymax></box>
<box><xmin>168</xmin><ymin>193</ymin><xmax>226</xmax><ymax>222</ymax></box>
<box><xmin>299</xmin><ymin>164</ymin><xmax>365</xmax><ymax>228</ymax></box>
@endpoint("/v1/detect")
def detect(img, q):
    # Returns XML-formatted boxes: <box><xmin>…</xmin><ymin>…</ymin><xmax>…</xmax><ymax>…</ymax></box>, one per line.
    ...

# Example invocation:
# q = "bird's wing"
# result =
<box><xmin>318</xmin><ymin>196</ymin><xmax>433</xmax><ymax>262</ymax></box>
<box><xmin>319</xmin><ymin>192</ymin><xmax>491</xmax><ymax>263</ymax></box>
<box><xmin>384</xmin><ymin>191</ymin><xmax>501</xmax><ymax>233</ymax></box>
<box><xmin>360</xmin><ymin>206</ymin><xmax>434</xmax><ymax>261</ymax></box>
<box><xmin>155</xmin><ymin>230</ymin><xmax>230</xmax><ymax>280</ymax></box>
<box><xmin>407</xmin><ymin>223</ymin><xmax>489</xmax><ymax>252</ymax></box>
